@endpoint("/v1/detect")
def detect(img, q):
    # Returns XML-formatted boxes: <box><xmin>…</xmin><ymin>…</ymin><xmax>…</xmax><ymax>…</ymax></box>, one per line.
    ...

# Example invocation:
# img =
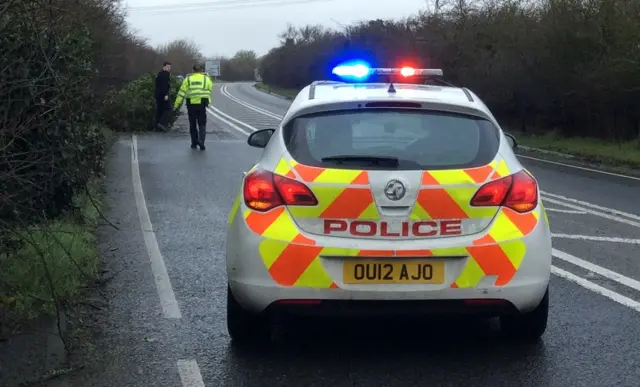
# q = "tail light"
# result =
<box><xmin>243</xmin><ymin>169</ymin><xmax>318</xmax><ymax>212</ymax></box>
<box><xmin>470</xmin><ymin>170</ymin><xmax>538</xmax><ymax>213</ymax></box>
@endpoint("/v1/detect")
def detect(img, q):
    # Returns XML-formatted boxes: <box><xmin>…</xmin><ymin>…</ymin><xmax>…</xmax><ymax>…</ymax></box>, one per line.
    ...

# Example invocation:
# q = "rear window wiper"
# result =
<box><xmin>320</xmin><ymin>155</ymin><xmax>399</xmax><ymax>167</ymax></box>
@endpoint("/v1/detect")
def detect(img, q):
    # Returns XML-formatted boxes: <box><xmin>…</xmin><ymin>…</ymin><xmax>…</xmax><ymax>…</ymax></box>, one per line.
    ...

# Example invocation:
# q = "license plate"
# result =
<box><xmin>342</xmin><ymin>260</ymin><xmax>445</xmax><ymax>284</ymax></box>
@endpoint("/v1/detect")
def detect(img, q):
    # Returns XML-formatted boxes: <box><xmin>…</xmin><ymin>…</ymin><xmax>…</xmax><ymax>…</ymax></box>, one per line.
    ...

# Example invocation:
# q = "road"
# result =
<box><xmin>67</xmin><ymin>82</ymin><xmax>640</xmax><ymax>387</ymax></box>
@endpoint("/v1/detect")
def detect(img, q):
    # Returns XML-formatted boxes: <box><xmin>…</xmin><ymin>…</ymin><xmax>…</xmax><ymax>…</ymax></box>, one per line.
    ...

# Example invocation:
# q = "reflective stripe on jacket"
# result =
<box><xmin>173</xmin><ymin>72</ymin><xmax>213</xmax><ymax>109</ymax></box>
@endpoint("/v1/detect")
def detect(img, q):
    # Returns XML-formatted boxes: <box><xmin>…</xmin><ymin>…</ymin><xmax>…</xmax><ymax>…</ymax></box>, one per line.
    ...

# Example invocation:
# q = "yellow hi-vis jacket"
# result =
<box><xmin>173</xmin><ymin>72</ymin><xmax>213</xmax><ymax>109</ymax></box>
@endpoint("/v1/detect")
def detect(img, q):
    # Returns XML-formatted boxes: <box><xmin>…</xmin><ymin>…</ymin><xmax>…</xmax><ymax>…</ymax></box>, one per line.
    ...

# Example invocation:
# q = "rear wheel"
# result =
<box><xmin>226</xmin><ymin>285</ymin><xmax>270</xmax><ymax>345</ymax></box>
<box><xmin>500</xmin><ymin>287</ymin><xmax>549</xmax><ymax>341</ymax></box>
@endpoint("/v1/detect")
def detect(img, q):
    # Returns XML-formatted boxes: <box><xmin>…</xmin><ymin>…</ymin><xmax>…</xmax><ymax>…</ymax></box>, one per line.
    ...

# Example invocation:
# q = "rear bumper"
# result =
<box><xmin>227</xmin><ymin>235</ymin><xmax>551</xmax><ymax>316</ymax></box>
<box><xmin>264</xmin><ymin>299</ymin><xmax>519</xmax><ymax>318</ymax></box>
<box><xmin>229</xmin><ymin>278</ymin><xmax>546</xmax><ymax>317</ymax></box>
<box><xmin>226</xmin><ymin>202</ymin><xmax>552</xmax><ymax>317</ymax></box>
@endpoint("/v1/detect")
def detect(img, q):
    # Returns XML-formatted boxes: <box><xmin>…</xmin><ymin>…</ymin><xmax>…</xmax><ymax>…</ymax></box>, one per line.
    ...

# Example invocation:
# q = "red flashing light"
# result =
<box><xmin>470</xmin><ymin>170</ymin><xmax>538</xmax><ymax>213</ymax></box>
<box><xmin>400</xmin><ymin>67</ymin><xmax>416</xmax><ymax>77</ymax></box>
<box><xmin>244</xmin><ymin>169</ymin><xmax>318</xmax><ymax>212</ymax></box>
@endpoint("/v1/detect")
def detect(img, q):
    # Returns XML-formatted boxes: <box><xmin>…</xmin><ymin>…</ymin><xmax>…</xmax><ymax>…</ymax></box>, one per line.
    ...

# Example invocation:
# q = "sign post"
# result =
<box><xmin>205</xmin><ymin>59</ymin><xmax>221</xmax><ymax>81</ymax></box>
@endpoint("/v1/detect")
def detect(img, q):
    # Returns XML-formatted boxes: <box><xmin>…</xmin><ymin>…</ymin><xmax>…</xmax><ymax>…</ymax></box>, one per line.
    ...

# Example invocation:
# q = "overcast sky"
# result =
<box><xmin>125</xmin><ymin>0</ymin><xmax>428</xmax><ymax>58</ymax></box>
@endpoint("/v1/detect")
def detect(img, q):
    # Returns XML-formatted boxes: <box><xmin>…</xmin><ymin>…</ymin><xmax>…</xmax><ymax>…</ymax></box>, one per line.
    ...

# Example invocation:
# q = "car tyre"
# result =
<box><xmin>500</xmin><ymin>286</ymin><xmax>549</xmax><ymax>341</ymax></box>
<box><xmin>226</xmin><ymin>285</ymin><xmax>270</xmax><ymax>345</ymax></box>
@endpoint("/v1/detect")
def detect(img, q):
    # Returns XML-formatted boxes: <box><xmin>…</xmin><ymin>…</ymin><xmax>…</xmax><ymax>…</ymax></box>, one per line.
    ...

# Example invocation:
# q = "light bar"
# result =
<box><xmin>370</xmin><ymin>67</ymin><xmax>444</xmax><ymax>77</ymax></box>
<box><xmin>331</xmin><ymin>62</ymin><xmax>444</xmax><ymax>81</ymax></box>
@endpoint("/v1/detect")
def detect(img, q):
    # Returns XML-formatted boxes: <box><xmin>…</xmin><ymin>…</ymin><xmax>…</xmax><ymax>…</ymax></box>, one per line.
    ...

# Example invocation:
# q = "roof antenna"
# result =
<box><xmin>387</xmin><ymin>82</ymin><xmax>396</xmax><ymax>93</ymax></box>
<box><xmin>385</xmin><ymin>75</ymin><xmax>396</xmax><ymax>93</ymax></box>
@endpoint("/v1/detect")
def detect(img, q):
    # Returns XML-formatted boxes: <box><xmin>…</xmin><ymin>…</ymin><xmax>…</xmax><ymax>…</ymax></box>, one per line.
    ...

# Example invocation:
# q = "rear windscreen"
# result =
<box><xmin>282</xmin><ymin>109</ymin><xmax>500</xmax><ymax>170</ymax></box>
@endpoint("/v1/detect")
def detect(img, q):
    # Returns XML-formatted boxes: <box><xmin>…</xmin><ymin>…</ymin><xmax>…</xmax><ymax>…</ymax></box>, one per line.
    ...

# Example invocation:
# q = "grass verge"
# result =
<box><xmin>254</xmin><ymin>82</ymin><xmax>299</xmax><ymax>99</ymax></box>
<box><xmin>512</xmin><ymin>131</ymin><xmax>640</xmax><ymax>171</ymax></box>
<box><xmin>0</xmin><ymin>172</ymin><xmax>106</xmax><ymax>336</ymax></box>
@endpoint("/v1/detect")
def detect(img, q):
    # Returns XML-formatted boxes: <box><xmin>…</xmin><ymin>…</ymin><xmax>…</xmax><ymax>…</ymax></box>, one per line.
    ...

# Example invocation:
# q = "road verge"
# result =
<box><xmin>0</xmin><ymin>173</ymin><xmax>106</xmax><ymax>386</ymax></box>
<box><xmin>253</xmin><ymin>82</ymin><xmax>296</xmax><ymax>100</ymax></box>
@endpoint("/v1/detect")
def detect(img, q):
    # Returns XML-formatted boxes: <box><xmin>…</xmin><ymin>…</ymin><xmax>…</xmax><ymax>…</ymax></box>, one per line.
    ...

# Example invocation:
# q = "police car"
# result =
<box><xmin>225</xmin><ymin>61</ymin><xmax>552</xmax><ymax>344</ymax></box>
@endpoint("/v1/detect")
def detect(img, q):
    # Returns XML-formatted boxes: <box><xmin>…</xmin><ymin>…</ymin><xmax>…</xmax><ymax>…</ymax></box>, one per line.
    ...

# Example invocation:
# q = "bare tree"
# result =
<box><xmin>157</xmin><ymin>39</ymin><xmax>205</xmax><ymax>74</ymax></box>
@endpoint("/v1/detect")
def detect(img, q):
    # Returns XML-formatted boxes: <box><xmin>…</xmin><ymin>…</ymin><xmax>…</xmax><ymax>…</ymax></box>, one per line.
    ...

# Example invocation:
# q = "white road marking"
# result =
<box><xmin>206</xmin><ymin>106</ymin><xmax>253</xmax><ymax>136</ymax></box>
<box><xmin>221</xmin><ymin>85</ymin><xmax>283</xmax><ymax>120</ymax></box>
<box><xmin>541</xmin><ymin>196</ymin><xmax>640</xmax><ymax>228</ymax></box>
<box><xmin>131</xmin><ymin>135</ymin><xmax>182</xmax><ymax>319</ymax></box>
<box><xmin>553</xmin><ymin>234</ymin><xmax>640</xmax><ymax>244</ymax></box>
<box><xmin>222</xmin><ymin>89</ymin><xmax>282</xmax><ymax>120</ymax></box>
<box><xmin>545</xmin><ymin>208</ymin><xmax>587</xmax><ymax>214</ymax></box>
<box><xmin>217</xmin><ymin>83</ymin><xmax>640</xmax><ymax>312</ymax></box>
<box><xmin>551</xmin><ymin>266</ymin><xmax>640</xmax><ymax>312</ymax></box>
<box><xmin>177</xmin><ymin>359</ymin><xmax>205</xmax><ymax>387</ymax></box>
<box><xmin>208</xmin><ymin>104</ymin><xmax>258</xmax><ymax>132</ymax></box>
<box><xmin>542</xmin><ymin>191</ymin><xmax>640</xmax><ymax>220</ymax></box>
<box><xmin>518</xmin><ymin>153</ymin><xmax>640</xmax><ymax>181</ymax></box>
<box><xmin>553</xmin><ymin>248</ymin><xmax>640</xmax><ymax>292</ymax></box>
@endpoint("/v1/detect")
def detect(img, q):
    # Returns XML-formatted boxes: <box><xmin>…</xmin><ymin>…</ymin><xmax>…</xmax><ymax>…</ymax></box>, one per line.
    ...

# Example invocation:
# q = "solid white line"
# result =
<box><xmin>177</xmin><ymin>359</ymin><xmax>205</xmax><ymax>387</ymax></box>
<box><xmin>221</xmin><ymin>85</ymin><xmax>283</xmax><ymax>120</ymax></box>
<box><xmin>518</xmin><ymin>153</ymin><xmax>640</xmax><ymax>181</ymax></box>
<box><xmin>553</xmin><ymin>248</ymin><xmax>640</xmax><ymax>292</ymax></box>
<box><xmin>551</xmin><ymin>266</ymin><xmax>640</xmax><ymax>312</ymax></box>
<box><xmin>223</xmin><ymin>84</ymin><xmax>281</xmax><ymax>117</ymax></box>
<box><xmin>542</xmin><ymin>191</ymin><xmax>640</xmax><ymax>220</ymax></box>
<box><xmin>545</xmin><ymin>208</ymin><xmax>586</xmax><ymax>214</ymax></box>
<box><xmin>541</xmin><ymin>196</ymin><xmax>640</xmax><ymax>228</ymax></box>
<box><xmin>207</xmin><ymin>104</ymin><xmax>258</xmax><ymax>132</ymax></box>
<box><xmin>552</xmin><ymin>234</ymin><xmax>640</xmax><ymax>244</ymax></box>
<box><xmin>131</xmin><ymin>135</ymin><xmax>182</xmax><ymax>319</ymax></box>
<box><xmin>206</xmin><ymin>107</ymin><xmax>252</xmax><ymax>136</ymax></box>
<box><xmin>221</xmin><ymin>84</ymin><xmax>283</xmax><ymax>119</ymax></box>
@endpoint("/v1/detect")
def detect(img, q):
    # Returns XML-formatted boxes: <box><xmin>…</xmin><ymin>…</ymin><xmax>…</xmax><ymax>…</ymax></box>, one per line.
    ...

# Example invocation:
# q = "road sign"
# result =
<box><xmin>205</xmin><ymin>59</ymin><xmax>221</xmax><ymax>77</ymax></box>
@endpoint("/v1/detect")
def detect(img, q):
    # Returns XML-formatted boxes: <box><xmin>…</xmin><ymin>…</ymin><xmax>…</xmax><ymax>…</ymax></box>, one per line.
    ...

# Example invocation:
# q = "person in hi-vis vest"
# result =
<box><xmin>174</xmin><ymin>63</ymin><xmax>214</xmax><ymax>150</ymax></box>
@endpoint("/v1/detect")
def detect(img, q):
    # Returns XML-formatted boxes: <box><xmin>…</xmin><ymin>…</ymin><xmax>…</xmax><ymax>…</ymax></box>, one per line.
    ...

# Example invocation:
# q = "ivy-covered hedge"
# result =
<box><xmin>101</xmin><ymin>74</ymin><xmax>183</xmax><ymax>132</ymax></box>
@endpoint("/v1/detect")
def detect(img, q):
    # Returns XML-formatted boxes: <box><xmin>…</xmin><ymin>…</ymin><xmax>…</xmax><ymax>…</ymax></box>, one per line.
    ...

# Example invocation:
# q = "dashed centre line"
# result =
<box><xmin>545</xmin><ymin>208</ymin><xmax>586</xmax><ymax>214</ymax></box>
<box><xmin>177</xmin><ymin>359</ymin><xmax>205</xmax><ymax>387</ymax></box>
<box><xmin>552</xmin><ymin>234</ymin><xmax>640</xmax><ymax>245</ymax></box>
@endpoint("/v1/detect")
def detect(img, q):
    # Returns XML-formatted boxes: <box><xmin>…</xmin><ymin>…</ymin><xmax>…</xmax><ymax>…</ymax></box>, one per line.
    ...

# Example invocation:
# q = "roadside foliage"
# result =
<box><xmin>0</xmin><ymin>0</ymin><xmax>203</xmax><ymax>328</ymax></box>
<box><xmin>258</xmin><ymin>0</ymin><xmax>640</xmax><ymax>142</ymax></box>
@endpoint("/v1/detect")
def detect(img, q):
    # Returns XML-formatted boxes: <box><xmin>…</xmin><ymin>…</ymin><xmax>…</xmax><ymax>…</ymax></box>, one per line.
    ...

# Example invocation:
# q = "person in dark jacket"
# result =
<box><xmin>154</xmin><ymin>61</ymin><xmax>172</xmax><ymax>131</ymax></box>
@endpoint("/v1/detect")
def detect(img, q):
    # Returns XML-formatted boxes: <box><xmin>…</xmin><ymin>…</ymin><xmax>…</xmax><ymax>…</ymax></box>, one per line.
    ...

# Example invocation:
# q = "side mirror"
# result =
<box><xmin>505</xmin><ymin>133</ymin><xmax>517</xmax><ymax>149</ymax></box>
<box><xmin>247</xmin><ymin>129</ymin><xmax>275</xmax><ymax>148</ymax></box>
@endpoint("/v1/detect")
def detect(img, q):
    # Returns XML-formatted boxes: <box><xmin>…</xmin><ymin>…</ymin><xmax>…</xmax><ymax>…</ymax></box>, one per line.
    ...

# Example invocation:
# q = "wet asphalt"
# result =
<box><xmin>66</xmin><ymin>82</ymin><xmax>640</xmax><ymax>387</ymax></box>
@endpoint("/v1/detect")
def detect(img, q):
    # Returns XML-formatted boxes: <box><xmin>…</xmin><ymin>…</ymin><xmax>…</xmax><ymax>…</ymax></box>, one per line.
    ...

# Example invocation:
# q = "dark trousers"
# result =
<box><xmin>155</xmin><ymin>99</ymin><xmax>170</xmax><ymax>129</ymax></box>
<box><xmin>187</xmin><ymin>103</ymin><xmax>207</xmax><ymax>146</ymax></box>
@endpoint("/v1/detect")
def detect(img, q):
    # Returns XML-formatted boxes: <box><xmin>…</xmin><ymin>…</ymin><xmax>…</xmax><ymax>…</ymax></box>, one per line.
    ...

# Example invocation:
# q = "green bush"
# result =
<box><xmin>259</xmin><ymin>2</ymin><xmax>640</xmax><ymax>141</ymax></box>
<box><xmin>0</xmin><ymin>1</ymin><xmax>107</xmax><ymax>225</ymax></box>
<box><xmin>101</xmin><ymin>73</ymin><xmax>183</xmax><ymax>132</ymax></box>
<box><xmin>0</xmin><ymin>0</ymin><xmax>204</xmax><ymax>331</ymax></box>
<box><xmin>0</xmin><ymin>180</ymin><xmax>102</xmax><ymax>320</ymax></box>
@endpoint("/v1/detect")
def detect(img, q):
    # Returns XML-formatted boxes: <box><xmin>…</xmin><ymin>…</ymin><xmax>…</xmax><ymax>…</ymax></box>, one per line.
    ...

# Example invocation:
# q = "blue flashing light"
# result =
<box><xmin>331</xmin><ymin>60</ymin><xmax>372</xmax><ymax>81</ymax></box>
